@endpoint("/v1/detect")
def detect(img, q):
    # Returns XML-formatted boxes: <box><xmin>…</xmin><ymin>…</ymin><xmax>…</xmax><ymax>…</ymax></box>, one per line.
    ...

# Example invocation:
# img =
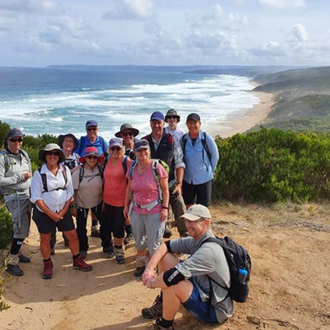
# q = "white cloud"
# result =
<box><xmin>102</xmin><ymin>0</ymin><xmax>154</xmax><ymax>20</ymax></box>
<box><xmin>258</xmin><ymin>0</ymin><xmax>305</xmax><ymax>9</ymax></box>
<box><xmin>0</xmin><ymin>0</ymin><xmax>63</xmax><ymax>15</ymax></box>
<box><xmin>292</xmin><ymin>23</ymin><xmax>308</xmax><ymax>42</ymax></box>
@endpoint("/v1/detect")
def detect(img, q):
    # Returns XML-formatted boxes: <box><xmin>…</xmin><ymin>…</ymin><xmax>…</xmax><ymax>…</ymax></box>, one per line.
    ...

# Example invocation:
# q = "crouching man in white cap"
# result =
<box><xmin>141</xmin><ymin>204</ymin><xmax>233</xmax><ymax>330</ymax></box>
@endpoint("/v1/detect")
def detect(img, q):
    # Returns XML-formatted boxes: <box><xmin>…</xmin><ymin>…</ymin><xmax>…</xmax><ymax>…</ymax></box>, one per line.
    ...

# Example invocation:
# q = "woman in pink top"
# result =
<box><xmin>103</xmin><ymin>137</ymin><xmax>133</xmax><ymax>264</ymax></box>
<box><xmin>124</xmin><ymin>139</ymin><xmax>169</xmax><ymax>277</ymax></box>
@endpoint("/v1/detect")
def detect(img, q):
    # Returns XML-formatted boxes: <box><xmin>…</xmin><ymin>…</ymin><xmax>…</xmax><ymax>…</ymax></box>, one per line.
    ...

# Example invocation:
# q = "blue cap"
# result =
<box><xmin>150</xmin><ymin>111</ymin><xmax>165</xmax><ymax>121</ymax></box>
<box><xmin>85</xmin><ymin>120</ymin><xmax>98</xmax><ymax>128</ymax></box>
<box><xmin>7</xmin><ymin>128</ymin><xmax>23</xmax><ymax>139</ymax></box>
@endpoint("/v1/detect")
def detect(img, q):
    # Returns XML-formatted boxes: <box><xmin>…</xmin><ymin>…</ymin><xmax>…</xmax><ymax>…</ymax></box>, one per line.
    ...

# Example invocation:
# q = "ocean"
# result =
<box><xmin>0</xmin><ymin>66</ymin><xmax>260</xmax><ymax>141</ymax></box>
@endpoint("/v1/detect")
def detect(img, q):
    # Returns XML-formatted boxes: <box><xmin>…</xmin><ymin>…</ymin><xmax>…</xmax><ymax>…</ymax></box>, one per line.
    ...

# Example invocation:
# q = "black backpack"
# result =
<box><xmin>201</xmin><ymin>236</ymin><xmax>251</xmax><ymax>305</ymax></box>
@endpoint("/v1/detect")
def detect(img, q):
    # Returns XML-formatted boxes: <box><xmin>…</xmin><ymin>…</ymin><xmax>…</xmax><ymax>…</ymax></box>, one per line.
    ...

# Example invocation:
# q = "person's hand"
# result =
<box><xmin>172</xmin><ymin>184</ymin><xmax>182</xmax><ymax>196</ymax></box>
<box><xmin>123</xmin><ymin>206</ymin><xmax>129</xmax><ymax>220</ymax></box>
<box><xmin>50</xmin><ymin>211</ymin><xmax>63</xmax><ymax>222</ymax></box>
<box><xmin>142</xmin><ymin>268</ymin><xmax>155</xmax><ymax>285</ymax></box>
<box><xmin>23</xmin><ymin>172</ymin><xmax>32</xmax><ymax>181</ymax></box>
<box><xmin>160</xmin><ymin>208</ymin><xmax>168</xmax><ymax>222</ymax></box>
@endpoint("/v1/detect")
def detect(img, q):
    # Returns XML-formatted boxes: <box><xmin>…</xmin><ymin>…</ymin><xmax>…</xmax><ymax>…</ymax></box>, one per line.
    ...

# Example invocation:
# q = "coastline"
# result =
<box><xmin>206</xmin><ymin>89</ymin><xmax>274</xmax><ymax>138</ymax></box>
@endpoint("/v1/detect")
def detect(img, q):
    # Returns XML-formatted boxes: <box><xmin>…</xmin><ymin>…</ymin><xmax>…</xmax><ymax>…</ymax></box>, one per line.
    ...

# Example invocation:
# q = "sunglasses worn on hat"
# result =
<box><xmin>110</xmin><ymin>147</ymin><xmax>121</xmax><ymax>151</ymax></box>
<box><xmin>45</xmin><ymin>151</ymin><xmax>60</xmax><ymax>156</ymax></box>
<box><xmin>86</xmin><ymin>155</ymin><xmax>98</xmax><ymax>160</ymax></box>
<box><xmin>87</xmin><ymin>127</ymin><xmax>97</xmax><ymax>131</ymax></box>
<box><xmin>122</xmin><ymin>132</ymin><xmax>133</xmax><ymax>137</ymax></box>
<box><xmin>9</xmin><ymin>139</ymin><xmax>23</xmax><ymax>143</ymax></box>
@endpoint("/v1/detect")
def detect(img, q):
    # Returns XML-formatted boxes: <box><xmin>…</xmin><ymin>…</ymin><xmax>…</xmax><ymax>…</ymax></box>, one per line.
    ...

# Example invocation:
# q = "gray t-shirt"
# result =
<box><xmin>169</xmin><ymin>229</ymin><xmax>234</xmax><ymax>323</ymax></box>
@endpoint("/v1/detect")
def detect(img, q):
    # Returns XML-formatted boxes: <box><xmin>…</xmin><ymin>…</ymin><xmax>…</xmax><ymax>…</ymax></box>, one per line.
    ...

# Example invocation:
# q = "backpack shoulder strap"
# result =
<box><xmin>0</xmin><ymin>150</ymin><xmax>9</xmax><ymax>173</ymax></box>
<box><xmin>77</xmin><ymin>136</ymin><xmax>86</xmax><ymax>155</ymax></box>
<box><xmin>104</xmin><ymin>155</ymin><xmax>110</xmax><ymax>169</ymax></box>
<box><xmin>201</xmin><ymin>131</ymin><xmax>212</xmax><ymax>163</ymax></box>
<box><xmin>79</xmin><ymin>165</ymin><xmax>85</xmax><ymax>184</ymax></box>
<box><xmin>37</xmin><ymin>167</ymin><xmax>48</xmax><ymax>192</ymax></box>
<box><xmin>122</xmin><ymin>155</ymin><xmax>128</xmax><ymax>173</ymax></box>
<box><xmin>97</xmin><ymin>163</ymin><xmax>103</xmax><ymax>179</ymax></box>
<box><xmin>182</xmin><ymin>133</ymin><xmax>188</xmax><ymax>155</ymax></box>
<box><xmin>60</xmin><ymin>164</ymin><xmax>68</xmax><ymax>188</ymax></box>
<box><xmin>128</xmin><ymin>160</ymin><xmax>138</xmax><ymax>180</ymax></box>
<box><xmin>100</xmin><ymin>136</ymin><xmax>106</xmax><ymax>152</ymax></box>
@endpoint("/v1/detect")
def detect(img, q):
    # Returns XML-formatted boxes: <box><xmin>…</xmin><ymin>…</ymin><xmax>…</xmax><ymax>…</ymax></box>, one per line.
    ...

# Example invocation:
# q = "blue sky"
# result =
<box><xmin>0</xmin><ymin>0</ymin><xmax>329</xmax><ymax>67</ymax></box>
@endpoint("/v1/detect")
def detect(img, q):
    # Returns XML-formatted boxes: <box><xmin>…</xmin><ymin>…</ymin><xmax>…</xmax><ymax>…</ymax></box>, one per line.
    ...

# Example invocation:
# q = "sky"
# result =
<box><xmin>0</xmin><ymin>0</ymin><xmax>329</xmax><ymax>67</ymax></box>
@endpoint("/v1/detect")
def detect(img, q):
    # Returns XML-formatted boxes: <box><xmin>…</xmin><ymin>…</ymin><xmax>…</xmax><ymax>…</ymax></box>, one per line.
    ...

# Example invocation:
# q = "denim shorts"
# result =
<box><xmin>182</xmin><ymin>280</ymin><xmax>218</xmax><ymax>323</ymax></box>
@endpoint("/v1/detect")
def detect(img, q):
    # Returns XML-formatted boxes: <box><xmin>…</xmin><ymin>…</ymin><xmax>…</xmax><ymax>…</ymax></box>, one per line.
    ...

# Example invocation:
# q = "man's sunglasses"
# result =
<box><xmin>87</xmin><ymin>127</ymin><xmax>97</xmax><ymax>131</ymax></box>
<box><xmin>167</xmin><ymin>116</ymin><xmax>177</xmax><ymax>119</ymax></box>
<box><xmin>122</xmin><ymin>132</ymin><xmax>133</xmax><ymax>137</ymax></box>
<box><xmin>45</xmin><ymin>151</ymin><xmax>60</xmax><ymax>156</ymax></box>
<box><xmin>9</xmin><ymin>139</ymin><xmax>23</xmax><ymax>143</ymax></box>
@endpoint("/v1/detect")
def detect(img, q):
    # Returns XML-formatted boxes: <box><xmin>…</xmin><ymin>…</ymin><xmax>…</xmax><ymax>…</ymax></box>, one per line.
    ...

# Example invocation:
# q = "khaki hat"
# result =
<box><xmin>179</xmin><ymin>204</ymin><xmax>211</xmax><ymax>221</ymax></box>
<box><xmin>165</xmin><ymin>109</ymin><xmax>180</xmax><ymax>123</ymax></box>
<box><xmin>38</xmin><ymin>143</ymin><xmax>65</xmax><ymax>163</ymax></box>
<box><xmin>115</xmin><ymin>123</ymin><xmax>139</xmax><ymax>137</ymax></box>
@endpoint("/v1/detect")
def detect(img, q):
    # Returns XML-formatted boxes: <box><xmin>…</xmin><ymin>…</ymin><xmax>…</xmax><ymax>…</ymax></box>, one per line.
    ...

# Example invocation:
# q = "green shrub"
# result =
<box><xmin>0</xmin><ymin>207</ymin><xmax>12</xmax><ymax>251</ymax></box>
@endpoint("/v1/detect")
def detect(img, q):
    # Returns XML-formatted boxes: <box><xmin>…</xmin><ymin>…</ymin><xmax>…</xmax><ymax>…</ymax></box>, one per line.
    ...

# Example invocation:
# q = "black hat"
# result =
<box><xmin>58</xmin><ymin>133</ymin><xmax>78</xmax><ymax>148</ymax></box>
<box><xmin>165</xmin><ymin>109</ymin><xmax>180</xmax><ymax>123</ymax></box>
<box><xmin>115</xmin><ymin>123</ymin><xmax>139</xmax><ymax>137</ymax></box>
<box><xmin>186</xmin><ymin>113</ymin><xmax>201</xmax><ymax>122</ymax></box>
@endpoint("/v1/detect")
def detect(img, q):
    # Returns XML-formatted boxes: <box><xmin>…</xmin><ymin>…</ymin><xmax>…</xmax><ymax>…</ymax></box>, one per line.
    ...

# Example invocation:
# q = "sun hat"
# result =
<box><xmin>115</xmin><ymin>123</ymin><xmax>139</xmax><ymax>137</ymax></box>
<box><xmin>109</xmin><ymin>137</ymin><xmax>124</xmax><ymax>148</ymax></box>
<box><xmin>38</xmin><ymin>143</ymin><xmax>65</xmax><ymax>163</ymax></box>
<box><xmin>134</xmin><ymin>139</ymin><xmax>150</xmax><ymax>152</ymax></box>
<box><xmin>58</xmin><ymin>133</ymin><xmax>78</xmax><ymax>148</ymax></box>
<box><xmin>85</xmin><ymin>120</ymin><xmax>98</xmax><ymax>128</ymax></box>
<box><xmin>165</xmin><ymin>109</ymin><xmax>180</xmax><ymax>123</ymax></box>
<box><xmin>179</xmin><ymin>204</ymin><xmax>211</xmax><ymax>221</ymax></box>
<box><xmin>79</xmin><ymin>146</ymin><xmax>105</xmax><ymax>164</ymax></box>
<box><xmin>186</xmin><ymin>113</ymin><xmax>201</xmax><ymax>122</ymax></box>
<box><xmin>150</xmin><ymin>111</ymin><xmax>165</xmax><ymax>121</ymax></box>
<box><xmin>7</xmin><ymin>128</ymin><xmax>23</xmax><ymax>139</ymax></box>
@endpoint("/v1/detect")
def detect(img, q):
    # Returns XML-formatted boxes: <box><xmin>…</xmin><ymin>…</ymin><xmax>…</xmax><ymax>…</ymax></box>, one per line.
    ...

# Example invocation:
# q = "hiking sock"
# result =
<box><xmin>43</xmin><ymin>258</ymin><xmax>51</xmax><ymax>262</ymax></box>
<box><xmin>159</xmin><ymin>317</ymin><xmax>174</xmax><ymax>328</ymax></box>
<box><xmin>125</xmin><ymin>224</ymin><xmax>132</xmax><ymax>235</ymax></box>
<box><xmin>115</xmin><ymin>245</ymin><xmax>123</xmax><ymax>249</ymax></box>
<box><xmin>10</xmin><ymin>238</ymin><xmax>24</xmax><ymax>254</ymax></box>
<box><xmin>72</xmin><ymin>254</ymin><xmax>80</xmax><ymax>260</ymax></box>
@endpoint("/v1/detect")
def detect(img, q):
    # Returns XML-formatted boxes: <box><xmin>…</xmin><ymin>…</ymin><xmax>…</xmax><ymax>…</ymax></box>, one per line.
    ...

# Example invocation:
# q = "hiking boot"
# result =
<box><xmin>153</xmin><ymin>318</ymin><xmax>175</xmax><ymax>330</ymax></box>
<box><xmin>142</xmin><ymin>295</ymin><xmax>163</xmax><ymax>319</ymax></box>
<box><xmin>116</xmin><ymin>255</ymin><xmax>125</xmax><ymax>264</ymax></box>
<box><xmin>134</xmin><ymin>266</ymin><xmax>145</xmax><ymax>277</ymax></box>
<box><xmin>18</xmin><ymin>254</ymin><xmax>31</xmax><ymax>263</ymax></box>
<box><xmin>163</xmin><ymin>227</ymin><xmax>172</xmax><ymax>239</ymax></box>
<box><xmin>103</xmin><ymin>246</ymin><xmax>114</xmax><ymax>258</ymax></box>
<box><xmin>42</xmin><ymin>260</ymin><xmax>53</xmax><ymax>279</ymax></box>
<box><xmin>80</xmin><ymin>250</ymin><xmax>87</xmax><ymax>259</ymax></box>
<box><xmin>73</xmin><ymin>255</ymin><xmax>93</xmax><ymax>272</ymax></box>
<box><xmin>6</xmin><ymin>264</ymin><xmax>24</xmax><ymax>277</ymax></box>
<box><xmin>124</xmin><ymin>233</ymin><xmax>134</xmax><ymax>245</ymax></box>
<box><xmin>91</xmin><ymin>226</ymin><xmax>101</xmax><ymax>238</ymax></box>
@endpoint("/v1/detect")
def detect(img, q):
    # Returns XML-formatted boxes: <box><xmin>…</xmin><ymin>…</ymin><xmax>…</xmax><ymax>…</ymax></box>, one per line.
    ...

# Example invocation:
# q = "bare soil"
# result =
<box><xmin>1</xmin><ymin>203</ymin><xmax>330</xmax><ymax>330</ymax></box>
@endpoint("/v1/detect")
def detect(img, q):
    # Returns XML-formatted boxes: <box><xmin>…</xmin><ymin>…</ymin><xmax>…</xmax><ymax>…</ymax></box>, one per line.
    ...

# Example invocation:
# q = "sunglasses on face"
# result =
<box><xmin>110</xmin><ymin>147</ymin><xmax>121</xmax><ymax>151</ymax></box>
<box><xmin>86</xmin><ymin>155</ymin><xmax>98</xmax><ymax>160</ymax></box>
<box><xmin>87</xmin><ymin>127</ymin><xmax>97</xmax><ymax>131</ymax></box>
<box><xmin>167</xmin><ymin>116</ymin><xmax>177</xmax><ymax>119</ymax></box>
<box><xmin>184</xmin><ymin>218</ymin><xmax>205</xmax><ymax>225</ymax></box>
<box><xmin>9</xmin><ymin>139</ymin><xmax>23</xmax><ymax>143</ymax></box>
<box><xmin>122</xmin><ymin>132</ymin><xmax>133</xmax><ymax>137</ymax></box>
<box><xmin>45</xmin><ymin>151</ymin><xmax>60</xmax><ymax>156</ymax></box>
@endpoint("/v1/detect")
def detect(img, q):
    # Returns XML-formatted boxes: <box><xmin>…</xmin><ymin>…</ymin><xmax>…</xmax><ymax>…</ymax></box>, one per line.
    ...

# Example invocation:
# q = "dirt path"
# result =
<box><xmin>1</xmin><ymin>204</ymin><xmax>330</xmax><ymax>330</ymax></box>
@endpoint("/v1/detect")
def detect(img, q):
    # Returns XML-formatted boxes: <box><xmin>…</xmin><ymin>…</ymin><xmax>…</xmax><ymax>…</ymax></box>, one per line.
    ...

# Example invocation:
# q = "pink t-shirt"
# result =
<box><xmin>103</xmin><ymin>156</ymin><xmax>133</xmax><ymax>207</ymax></box>
<box><xmin>128</xmin><ymin>161</ymin><xmax>168</xmax><ymax>214</ymax></box>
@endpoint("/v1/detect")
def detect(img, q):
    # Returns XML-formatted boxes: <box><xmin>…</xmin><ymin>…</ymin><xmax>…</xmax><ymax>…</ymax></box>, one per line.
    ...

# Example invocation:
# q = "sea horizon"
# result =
<box><xmin>0</xmin><ymin>65</ymin><xmax>267</xmax><ymax>141</ymax></box>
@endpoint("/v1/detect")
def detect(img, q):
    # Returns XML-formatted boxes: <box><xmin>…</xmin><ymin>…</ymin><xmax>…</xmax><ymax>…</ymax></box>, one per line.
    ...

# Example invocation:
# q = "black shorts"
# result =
<box><xmin>32</xmin><ymin>206</ymin><xmax>75</xmax><ymax>234</ymax></box>
<box><xmin>103</xmin><ymin>203</ymin><xmax>125</xmax><ymax>238</ymax></box>
<box><xmin>182</xmin><ymin>179</ymin><xmax>213</xmax><ymax>206</ymax></box>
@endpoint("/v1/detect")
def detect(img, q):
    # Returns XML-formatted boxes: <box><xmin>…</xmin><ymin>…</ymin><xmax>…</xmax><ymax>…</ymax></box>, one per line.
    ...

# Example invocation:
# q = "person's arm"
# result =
<box><xmin>159</xmin><ymin>176</ymin><xmax>169</xmax><ymax>222</ymax></box>
<box><xmin>172</xmin><ymin>167</ymin><xmax>184</xmax><ymax>195</ymax></box>
<box><xmin>207</xmin><ymin>134</ymin><xmax>219</xmax><ymax>172</ymax></box>
<box><xmin>123</xmin><ymin>179</ymin><xmax>132</xmax><ymax>220</ymax></box>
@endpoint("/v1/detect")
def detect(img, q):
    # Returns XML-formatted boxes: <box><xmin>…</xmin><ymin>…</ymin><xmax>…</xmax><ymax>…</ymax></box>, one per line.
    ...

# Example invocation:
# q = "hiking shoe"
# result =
<box><xmin>115</xmin><ymin>255</ymin><xmax>125</xmax><ymax>264</ymax></box>
<box><xmin>153</xmin><ymin>318</ymin><xmax>175</xmax><ymax>330</ymax></box>
<box><xmin>73</xmin><ymin>255</ymin><xmax>93</xmax><ymax>272</ymax></box>
<box><xmin>142</xmin><ymin>295</ymin><xmax>163</xmax><ymax>319</ymax></box>
<box><xmin>18</xmin><ymin>254</ymin><xmax>31</xmax><ymax>263</ymax></box>
<box><xmin>103</xmin><ymin>246</ymin><xmax>114</xmax><ymax>258</ymax></box>
<box><xmin>124</xmin><ymin>233</ymin><xmax>134</xmax><ymax>245</ymax></box>
<box><xmin>6</xmin><ymin>264</ymin><xmax>24</xmax><ymax>277</ymax></box>
<box><xmin>80</xmin><ymin>250</ymin><xmax>87</xmax><ymax>259</ymax></box>
<box><xmin>91</xmin><ymin>226</ymin><xmax>101</xmax><ymax>238</ymax></box>
<box><xmin>134</xmin><ymin>266</ymin><xmax>145</xmax><ymax>277</ymax></box>
<box><xmin>42</xmin><ymin>260</ymin><xmax>53</xmax><ymax>279</ymax></box>
<box><xmin>163</xmin><ymin>227</ymin><xmax>172</xmax><ymax>239</ymax></box>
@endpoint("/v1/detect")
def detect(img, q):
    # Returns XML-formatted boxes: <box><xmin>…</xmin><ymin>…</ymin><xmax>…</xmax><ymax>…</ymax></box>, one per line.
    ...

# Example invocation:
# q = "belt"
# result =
<box><xmin>133</xmin><ymin>199</ymin><xmax>160</xmax><ymax>211</ymax></box>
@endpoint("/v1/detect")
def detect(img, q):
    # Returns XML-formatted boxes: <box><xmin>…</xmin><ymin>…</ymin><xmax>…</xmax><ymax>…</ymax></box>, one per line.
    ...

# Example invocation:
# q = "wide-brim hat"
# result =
<box><xmin>79</xmin><ymin>146</ymin><xmax>105</xmax><ymax>164</ymax></box>
<box><xmin>38</xmin><ymin>143</ymin><xmax>66</xmax><ymax>163</ymax></box>
<box><xmin>179</xmin><ymin>204</ymin><xmax>211</xmax><ymax>221</ymax></box>
<box><xmin>58</xmin><ymin>133</ymin><xmax>78</xmax><ymax>148</ymax></box>
<box><xmin>115</xmin><ymin>123</ymin><xmax>139</xmax><ymax>137</ymax></box>
<box><xmin>165</xmin><ymin>109</ymin><xmax>180</xmax><ymax>123</ymax></box>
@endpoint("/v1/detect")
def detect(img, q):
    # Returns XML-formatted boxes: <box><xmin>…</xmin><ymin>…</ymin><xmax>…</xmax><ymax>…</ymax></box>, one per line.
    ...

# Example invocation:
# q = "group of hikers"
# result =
<box><xmin>0</xmin><ymin>109</ymin><xmax>237</xmax><ymax>330</ymax></box>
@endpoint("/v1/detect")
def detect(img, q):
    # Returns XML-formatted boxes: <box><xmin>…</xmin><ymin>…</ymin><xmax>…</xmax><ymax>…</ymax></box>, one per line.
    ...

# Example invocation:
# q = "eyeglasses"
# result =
<box><xmin>9</xmin><ymin>139</ymin><xmax>23</xmax><ymax>143</ymax></box>
<box><xmin>87</xmin><ymin>127</ymin><xmax>97</xmax><ymax>131</ymax></box>
<box><xmin>184</xmin><ymin>218</ymin><xmax>205</xmax><ymax>225</ymax></box>
<box><xmin>86</xmin><ymin>155</ymin><xmax>98</xmax><ymax>160</ymax></box>
<box><xmin>110</xmin><ymin>147</ymin><xmax>121</xmax><ymax>151</ymax></box>
<box><xmin>45</xmin><ymin>151</ymin><xmax>60</xmax><ymax>156</ymax></box>
<box><xmin>122</xmin><ymin>132</ymin><xmax>133</xmax><ymax>137</ymax></box>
